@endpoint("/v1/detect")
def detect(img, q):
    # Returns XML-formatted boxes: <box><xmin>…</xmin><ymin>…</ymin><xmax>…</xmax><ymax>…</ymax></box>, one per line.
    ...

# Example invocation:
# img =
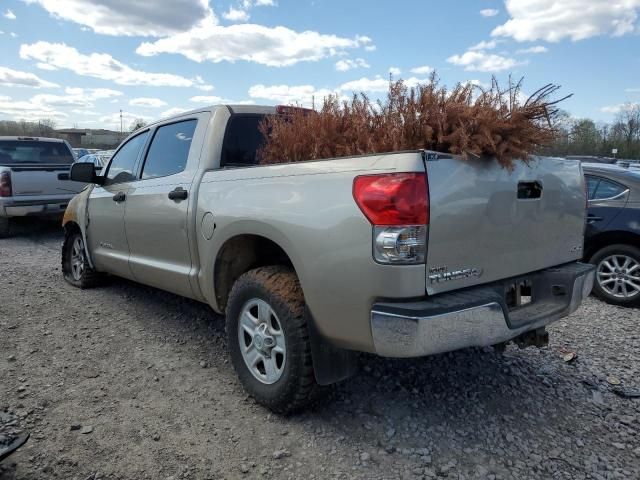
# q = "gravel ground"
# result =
<box><xmin>1</xmin><ymin>218</ymin><xmax>639</xmax><ymax>480</ymax></box>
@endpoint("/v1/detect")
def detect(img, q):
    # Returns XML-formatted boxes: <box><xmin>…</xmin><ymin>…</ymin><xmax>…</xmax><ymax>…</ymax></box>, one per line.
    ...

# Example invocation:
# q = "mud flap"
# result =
<box><xmin>306</xmin><ymin>308</ymin><xmax>359</xmax><ymax>386</ymax></box>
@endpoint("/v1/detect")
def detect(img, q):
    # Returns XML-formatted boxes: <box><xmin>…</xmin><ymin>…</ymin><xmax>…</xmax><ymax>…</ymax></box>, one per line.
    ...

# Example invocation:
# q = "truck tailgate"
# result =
<box><xmin>9</xmin><ymin>165</ymin><xmax>85</xmax><ymax>196</ymax></box>
<box><xmin>425</xmin><ymin>156</ymin><xmax>585</xmax><ymax>295</ymax></box>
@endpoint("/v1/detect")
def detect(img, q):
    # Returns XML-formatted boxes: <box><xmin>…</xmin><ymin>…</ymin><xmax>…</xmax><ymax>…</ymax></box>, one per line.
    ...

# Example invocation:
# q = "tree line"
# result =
<box><xmin>542</xmin><ymin>103</ymin><xmax>640</xmax><ymax>160</ymax></box>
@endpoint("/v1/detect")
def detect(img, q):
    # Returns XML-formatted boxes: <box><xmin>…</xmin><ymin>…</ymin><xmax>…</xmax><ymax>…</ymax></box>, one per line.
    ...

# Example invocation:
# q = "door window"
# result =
<box><xmin>587</xmin><ymin>175</ymin><xmax>627</xmax><ymax>201</ymax></box>
<box><xmin>141</xmin><ymin>120</ymin><xmax>197</xmax><ymax>180</ymax></box>
<box><xmin>585</xmin><ymin>175</ymin><xmax>599</xmax><ymax>200</ymax></box>
<box><xmin>104</xmin><ymin>131</ymin><xmax>149</xmax><ymax>185</ymax></box>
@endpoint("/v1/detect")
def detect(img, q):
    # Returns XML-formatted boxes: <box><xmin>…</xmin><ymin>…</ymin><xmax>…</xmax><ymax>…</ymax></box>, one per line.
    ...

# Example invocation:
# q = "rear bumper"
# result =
<box><xmin>370</xmin><ymin>262</ymin><xmax>595</xmax><ymax>357</ymax></box>
<box><xmin>0</xmin><ymin>196</ymin><xmax>73</xmax><ymax>218</ymax></box>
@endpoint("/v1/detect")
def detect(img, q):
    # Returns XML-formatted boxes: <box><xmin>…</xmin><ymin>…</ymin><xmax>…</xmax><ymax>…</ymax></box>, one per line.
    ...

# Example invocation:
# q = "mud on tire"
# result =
<box><xmin>225</xmin><ymin>266</ymin><xmax>323</xmax><ymax>414</ymax></box>
<box><xmin>62</xmin><ymin>228</ymin><xmax>101</xmax><ymax>288</ymax></box>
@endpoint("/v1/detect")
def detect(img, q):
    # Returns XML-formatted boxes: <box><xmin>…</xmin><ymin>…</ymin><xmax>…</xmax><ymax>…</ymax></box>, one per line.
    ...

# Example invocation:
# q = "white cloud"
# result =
<box><xmin>197</xmin><ymin>84</ymin><xmax>215</xmax><ymax>91</ymax></box>
<box><xmin>4</xmin><ymin>9</ymin><xmax>16</xmax><ymax>20</ymax></box>
<box><xmin>0</xmin><ymin>95</ymin><xmax>68</xmax><ymax>121</ymax></box>
<box><xmin>20</xmin><ymin>42</ymin><xmax>199</xmax><ymax>87</ymax></box>
<box><xmin>447</xmin><ymin>50</ymin><xmax>524</xmax><ymax>72</ymax></box>
<box><xmin>129</xmin><ymin>97</ymin><xmax>168</xmax><ymax>108</ymax></box>
<box><xmin>99</xmin><ymin>111</ymin><xmax>153</xmax><ymax>128</ymax></box>
<box><xmin>339</xmin><ymin>76</ymin><xmax>430</xmax><ymax>93</ymax></box>
<box><xmin>389</xmin><ymin>67</ymin><xmax>402</xmax><ymax>77</ymax></box>
<box><xmin>190</xmin><ymin>95</ymin><xmax>227</xmax><ymax>103</ymax></box>
<box><xmin>339</xmin><ymin>76</ymin><xmax>389</xmax><ymax>93</ymax></box>
<box><xmin>625</xmin><ymin>88</ymin><xmax>640</xmax><ymax>93</ymax></box>
<box><xmin>601</xmin><ymin>102</ymin><xmax>640</xmax><ymax>114</ymax></box>
<box><xmin>160</xmin><ymin>107</ymin><xmax>191</xmax><ymax>118</ymax></box>
<box><xmin>223</xmin><ymin>7</ymin><xmax>250</xmax><ymax>22</ymax></box>
<box><xmin>335</xmin><ymin>58</ymin><xmax>370</xmax><ymax>71</ymax></box>
<box><xmin>248</xmin><ymin>75</ymin><xmax>433</xmax><ymax>107</ymax></box>
<box><xmin>0</xmin><ymin>88</ymin><xmax>122</xmax><ymax>123</ymax></box>
<box><xmin>24</xmin><ymin>0</ymin><xmax>213</xmax><ymax>36</ymax></box>
<box><xmin>9</xmin><ymin>32</ymin><xmax>17</xmax><ymax>38</ymax></box>
<box><xmin>469</xmin><ymin>40</ymin><xmax>498</xmax><ymax>51</ymax></box>
<box><xmin>410</xmin><ymin>65</ymin><xmax>433</xmax><ymax>75</ymax></box>
<box><xmin>136</xmin><ymin>18</ymin><xmax>374</xmax><ymax>67</ymax></box>
<box><xmin>248</xmin><ymin>84</ymin><xmax>335</xmax><ymax>107</ymax></box>
<box><xmin>0</xmin><ymin>66</ymin><xmax>59</xmax><ymax>88</ymax></box>
<box><xmin>480</xmin><ymin>8</ymin><xmax>499</xmax><ymax>17</ymax></box>
<box><xmin>492</xmin><ymin>0</ymin><xmax>640</xmax><ymax>42</ymax></box>
<box><xmin>516</xmin><ymin>45</ymin><xmax>548</xmax><ymax>54</ymax></box>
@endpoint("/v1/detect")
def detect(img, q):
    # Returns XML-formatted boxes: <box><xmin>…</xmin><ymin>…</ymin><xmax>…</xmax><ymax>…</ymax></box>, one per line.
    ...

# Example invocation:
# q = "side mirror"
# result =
<box><xmin>70</xmin><ymin>162</ymin><xmax>102</xmax><ymax>184</ymax></box>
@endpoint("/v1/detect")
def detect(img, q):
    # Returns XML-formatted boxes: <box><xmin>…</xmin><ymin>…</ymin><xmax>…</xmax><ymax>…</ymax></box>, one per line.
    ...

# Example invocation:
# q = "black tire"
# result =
<box><xmin>590</xmin><ymin>244</ymin><xmax>640</xmax><ymax>307</ymax></box>
<box><xmin>0</xmin><ymin>217</ymin><xmax>10</xmax><ymax>238</ymax></box>
<box><xmin>225</xmin><ymin>266</ymin><xmax>322</xmax><ymax>414</ymax></box>
<box><xmin>61</xmin><ymin>229</ymin><xmax>101</xmax><ymax>288</ymax></box>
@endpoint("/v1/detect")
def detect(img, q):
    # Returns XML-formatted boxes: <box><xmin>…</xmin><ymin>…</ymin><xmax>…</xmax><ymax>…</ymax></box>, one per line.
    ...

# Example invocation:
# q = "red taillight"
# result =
<box><xmin>353</xmin><ymin>173</ymin><xmax>429</xmax><ymax>226</ymax></box>
<box><xmin>0</xmin><ymin>171</ymin><xmax>11</xmax><ymax>198</ymax></box>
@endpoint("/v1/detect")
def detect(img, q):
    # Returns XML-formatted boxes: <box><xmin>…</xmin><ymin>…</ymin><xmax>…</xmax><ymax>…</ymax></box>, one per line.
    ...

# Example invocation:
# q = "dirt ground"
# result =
<box><xmin>1</xmin><ymin>218</ymin><xmax>639</xmax><ymax>480</ymax></box>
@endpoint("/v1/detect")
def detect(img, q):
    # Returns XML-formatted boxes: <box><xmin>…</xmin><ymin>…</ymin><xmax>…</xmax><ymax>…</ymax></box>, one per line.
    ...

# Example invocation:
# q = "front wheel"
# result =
<box><xmin>62</xmin><ymin>229</ymin><xmax>100</xmax><ymax>288</ymax></box>
<box><xmin>590</xmin><ymin>244</ymin><xmax>640</xmax><ymax>307</ymax></box>
<box><xmin>225</xmin><ymin>266</ymin><xmax>321</xmax><ymax>414</ymax></box>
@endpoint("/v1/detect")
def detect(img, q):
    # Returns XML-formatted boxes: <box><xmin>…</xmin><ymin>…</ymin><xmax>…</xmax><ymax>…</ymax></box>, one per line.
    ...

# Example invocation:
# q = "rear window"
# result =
<box><xmin>221</xmin><ymin>114</ymin><xmax>267</xmax><ymax>167</ymax></box>
<box><xmin>0</xmin><ymin>140</ymin><xmax>74</xmax><ymax>165</ymax></box>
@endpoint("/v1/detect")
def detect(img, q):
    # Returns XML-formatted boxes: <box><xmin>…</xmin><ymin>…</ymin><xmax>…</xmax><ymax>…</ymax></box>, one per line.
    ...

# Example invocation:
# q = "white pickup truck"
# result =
<box><xmin>0</xmin><ymin>136</ymin><xmax>85</xmax><ymax>237</ymax></box>
<box><xmin>61</xmin><ymin>105</ymin><xmax>595</xmax><ymax>413</ymax></box>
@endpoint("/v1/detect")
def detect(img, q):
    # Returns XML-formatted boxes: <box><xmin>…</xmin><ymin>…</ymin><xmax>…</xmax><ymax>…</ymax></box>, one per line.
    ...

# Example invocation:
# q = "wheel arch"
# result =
<box><xmin>585</xmin><ymin>230</ymin><xmax>640</xmax><ymax>260</ymax></box>
<box><xmin>212</xmin><ymin>232</ymin><xmax>358</xmax><ymax>386</ymax></box>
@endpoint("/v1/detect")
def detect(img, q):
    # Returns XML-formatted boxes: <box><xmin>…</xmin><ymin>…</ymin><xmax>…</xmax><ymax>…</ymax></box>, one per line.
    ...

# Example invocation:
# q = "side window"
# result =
<box><xmin>586</xmin><ymin>175</ymin><xmax>599</xmax><ymax>200</ymax></box>
<box><xmin>593</xmin><ymin>178</ymin><xmax>627</xmax><ymax>200</ymax></box>
<box><xmin>141</xmin><ymin>120</ymin><xmax>197</xmax><ymax>180</ymax></box>
<box><xmin>221</xmin><ymin>115</ymin><xmax>266</xmax><ymax>167</ymax></box>
<box><xmin>105</xmin><ymin>131</ymin><xmax>149</xmax><ymax>185</ymax></box>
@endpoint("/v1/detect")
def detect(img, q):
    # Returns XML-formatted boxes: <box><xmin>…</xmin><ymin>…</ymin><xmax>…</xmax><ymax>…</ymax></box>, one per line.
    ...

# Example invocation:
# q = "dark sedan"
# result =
<box><xmin>583</xmin><ymin>163</ymin><xmax>640</xmax><ymax>306</ymax></box>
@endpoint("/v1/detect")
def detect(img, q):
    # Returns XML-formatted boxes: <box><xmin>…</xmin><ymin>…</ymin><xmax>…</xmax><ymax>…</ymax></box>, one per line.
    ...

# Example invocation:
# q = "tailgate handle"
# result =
<box><xmin>518</xmin><ymin>181</ymin><xmax>543</xmax><ymax>200</ymax></box>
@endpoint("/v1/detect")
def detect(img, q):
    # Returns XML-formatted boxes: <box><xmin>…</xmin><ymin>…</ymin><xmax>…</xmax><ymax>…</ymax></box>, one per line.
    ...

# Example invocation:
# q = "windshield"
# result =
<box><xmin>0</xmin><ymin>140</ymin><xmax>75</xmax><ymax>165</ymax></box>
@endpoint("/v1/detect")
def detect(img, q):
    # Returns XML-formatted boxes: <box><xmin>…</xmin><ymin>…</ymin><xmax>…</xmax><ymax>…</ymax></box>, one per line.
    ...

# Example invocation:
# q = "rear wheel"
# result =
<box><xmin>0</xmin><ymin>217</ymin><xmax>10</xmax><ymax>238</ymax></box>
<box><xmin>590</xmin><ymin>244</ymin><xmax>640</xmax><ymax>307</ymax></box>
<box><xmin>62</xmin><ymin>229</ymin><xmax>101</xmax><ymax>288</ymax></box>
<box><xmin>225</xmin><ymin>266</ymin><xmax>322</xmax><ymax>414</ymax></box>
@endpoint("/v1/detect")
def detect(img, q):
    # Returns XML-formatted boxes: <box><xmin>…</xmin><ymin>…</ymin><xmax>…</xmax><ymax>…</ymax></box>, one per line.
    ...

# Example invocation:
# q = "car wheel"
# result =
<box><xmin>226</xmin><ymin>266</ymin><xmax>322</xmax><ymax>414</ymax></box>
<box><xmin>590</xmin><ymin>244</ymin><xmax>640</xmax><ymax>307</ymax></box>
<box><xmin>61</xmin><ymin>229</ymin><xmax>101</xmax><ymax>288</ymax></box>
<box><xmin>0</xmin><ymin>217</ymin><xmax>10</xmax><ymax>238</ymax></box>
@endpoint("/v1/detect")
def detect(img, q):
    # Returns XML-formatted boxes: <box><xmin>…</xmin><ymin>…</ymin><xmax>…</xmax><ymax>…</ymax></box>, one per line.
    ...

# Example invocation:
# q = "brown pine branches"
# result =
<box><xmin>257</xmin><ymin>74</ymin><xmax>571</xmax><ymax>169</ymax></box>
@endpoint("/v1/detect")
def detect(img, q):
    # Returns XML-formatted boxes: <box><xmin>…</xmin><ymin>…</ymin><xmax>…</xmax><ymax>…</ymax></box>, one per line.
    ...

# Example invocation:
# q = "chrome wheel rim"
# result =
<box><xmin>70</xmin><ymin>236</ymin><xmax>85</xmax><ymax>281</ymax></box>
<box><xmin>237</xmin><ymin>299</ymin><xmax>286</xmax><ymax>385</ymax></box>
<box><xmin>597</xmin><ymin>254</ymin><xmax>640</xmax><ymax>299</ymax></box>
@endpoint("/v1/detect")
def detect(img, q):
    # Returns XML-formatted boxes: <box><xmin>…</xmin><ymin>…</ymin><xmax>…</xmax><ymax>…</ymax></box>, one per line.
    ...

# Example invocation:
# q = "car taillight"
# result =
<box><xmin>0</xmin><ymin>171</ymin><xmax>11</xmax><ymax>197</ymax></box>
<box><xmin>353</xmin><ymin>173</ymin><xmax>429</xmax><ymax>264</ymax></box>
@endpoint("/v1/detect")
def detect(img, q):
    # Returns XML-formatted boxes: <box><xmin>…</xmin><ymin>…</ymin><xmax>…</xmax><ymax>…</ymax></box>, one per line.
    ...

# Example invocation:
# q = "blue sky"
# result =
<box><xmin>0</xmin><ymin>0</ymin><xmax>639</xmax><ymax>130</ymax></box>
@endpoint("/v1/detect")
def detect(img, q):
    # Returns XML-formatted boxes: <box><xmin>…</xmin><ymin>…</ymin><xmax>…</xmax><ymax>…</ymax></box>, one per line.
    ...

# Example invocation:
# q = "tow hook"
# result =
<box><xmin>514</xmin><ymin>328</ymin><xmax>549</xmax><ymax>349</ymax></box>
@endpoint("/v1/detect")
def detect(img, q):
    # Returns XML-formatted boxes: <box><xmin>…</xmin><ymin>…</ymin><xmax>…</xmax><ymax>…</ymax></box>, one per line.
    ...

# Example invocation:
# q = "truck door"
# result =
<box><xmin>123</xmin><ymin>116</ymin><xmax>206</xmax><ymax>298</ymax></box>
<box><xmin>87</xmin><ymin>130</ymin><xmax>150</xmax><ymax>279</ymax></box>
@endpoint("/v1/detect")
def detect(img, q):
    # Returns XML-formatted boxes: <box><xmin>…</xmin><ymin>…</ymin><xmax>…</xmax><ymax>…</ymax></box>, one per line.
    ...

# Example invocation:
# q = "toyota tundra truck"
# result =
<box><xmin>61</xmin><ymin>105</ymin><xmax>595</xmax><ymax>413</ymax></box>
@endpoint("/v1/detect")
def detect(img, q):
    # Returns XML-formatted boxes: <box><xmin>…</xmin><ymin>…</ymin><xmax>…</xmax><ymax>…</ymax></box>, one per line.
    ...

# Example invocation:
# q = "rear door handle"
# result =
<box><xmin>168</xmin><ymin>187</ymin><xmax>188</xmax><ymax>201</ymax></box>
<box><xmin>587</xmin><ymin>214</ymin><xmax>603</xmax><ymax>223</ymax></box>
<box><xmin>112</xmin><ymin>191</ymin><xmax>126</xmax><ymax>203</ymax></box>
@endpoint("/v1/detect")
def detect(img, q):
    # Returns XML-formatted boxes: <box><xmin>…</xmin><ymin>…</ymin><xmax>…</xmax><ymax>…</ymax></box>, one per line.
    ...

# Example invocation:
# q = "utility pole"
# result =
<box><xmin>120</xmin><ymin>109</ymin><xmax>123</xmax><ymax>137</ymax></box>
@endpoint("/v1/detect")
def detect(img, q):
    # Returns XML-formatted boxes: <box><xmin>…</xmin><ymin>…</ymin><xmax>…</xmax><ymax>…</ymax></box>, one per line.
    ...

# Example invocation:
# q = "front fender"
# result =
<box><xmin>62</xmin><ymin>186</ymin><xmax>95</xmax><ymax>268</ymax></box>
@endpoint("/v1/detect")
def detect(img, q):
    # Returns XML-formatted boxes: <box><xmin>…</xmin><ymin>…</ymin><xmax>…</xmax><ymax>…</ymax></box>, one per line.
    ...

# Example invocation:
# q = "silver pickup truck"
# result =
<box><xmin>61</xmin><ymin>105</ymin><xmax>595</xmax><ymax>413</ymax></box>
<box><xmin>0</xmin><ymin>136</ymin><xmax>85</xmax><ymax>237</ymax></box>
